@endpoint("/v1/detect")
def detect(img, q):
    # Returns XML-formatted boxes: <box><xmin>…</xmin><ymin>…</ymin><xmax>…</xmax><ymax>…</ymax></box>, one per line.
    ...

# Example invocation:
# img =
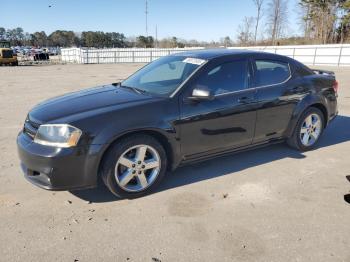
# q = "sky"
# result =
<box><xmin>1</xmin><ymin>0</ymin><xmax>300</xmax><ymax>42</ymax></box>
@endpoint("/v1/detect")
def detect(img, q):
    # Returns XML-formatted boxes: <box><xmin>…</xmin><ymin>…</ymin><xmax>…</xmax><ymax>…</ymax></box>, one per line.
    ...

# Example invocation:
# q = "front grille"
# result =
<box><xmin>23</xmin><ymin>116</ymin><xmax>40</xmax><ymax>139</ymax></box>
<box><xmin>2</xmin><ymin>50</ymin><xmax>13</xmax><ymax>59</ymax></box>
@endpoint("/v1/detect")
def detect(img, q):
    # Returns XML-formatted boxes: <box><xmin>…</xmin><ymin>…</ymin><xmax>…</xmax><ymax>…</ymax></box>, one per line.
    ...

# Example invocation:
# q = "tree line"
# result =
<box><xmin>301</xmin><ymin>0</ymin><xmax>350</xmax><ymax>44</ymax></box>
<box><xmin>2</xmin><ymin>0</ymin><xmax>350</xmax><ymax>49</ymax></box>
<box><xmin>237</xmin><ymin>0</ymin><xmax>350</xmax><ymax>46</ymax></box>
<box><xmin>0</xmin><ymin>28</ymin><xmax>129</xmax><ymax>48</ymax></box>
<box><xmin>0</xmin><ymin>27</ymin><xmax>200</xmax><ymax>48</ymax></box>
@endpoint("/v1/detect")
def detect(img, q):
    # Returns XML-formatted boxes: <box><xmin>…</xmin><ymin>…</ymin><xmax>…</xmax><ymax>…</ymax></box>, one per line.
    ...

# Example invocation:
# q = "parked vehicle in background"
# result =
<box><xmin>17</xmin><ymin>49</ymin><xmax>338</xmax><ymax>198</ymax></box>
<box><xmin>0</xmin><ymin>41</ymin><xmax>18</xmax><ymax>66</ymax></box>
<box><xmin>33</xmin><ymin>53</ymin><xmax>50</xmax><ymax>61</ymax></box>
<box><xmin>10</xmin><ymin>46</ymin><xmax>60</xmax><ymax>64</ymax></box>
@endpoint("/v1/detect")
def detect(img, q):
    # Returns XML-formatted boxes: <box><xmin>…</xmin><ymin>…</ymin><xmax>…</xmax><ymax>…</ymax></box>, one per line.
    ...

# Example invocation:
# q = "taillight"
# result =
<box><xmin>333</xmin><ymin>80</ymin><xmax>339</xmax><ymax>93</ymax></box>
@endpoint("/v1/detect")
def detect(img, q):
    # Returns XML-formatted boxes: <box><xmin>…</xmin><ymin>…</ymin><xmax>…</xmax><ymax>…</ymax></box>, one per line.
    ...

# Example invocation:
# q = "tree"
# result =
<box><xmin>15</xmin><ymin>27</ymin><xmax>24</xmax><ymax>43</ymax></box>
<box><xmin>3</xmin><ymin>27</ymin><xmax>24</xmax><ymax>45</ymax></box>
<box><xmin>157</xmin><ymin>37</ymin><xmax>185</xmax><ymax>48</ymax></box>
<box><xmin>187</xmin><ymin>39</ymin><xmax>200</xmax><ymax>47</ymax></box>
<box><xmin>80</xmin><ymin>31</ymin><xmax>127</xmax><ymax>48</ymax></box>
<box><xmin>171</xmin><ymin>37</ymin><xmax>178</xmax><ymax>48</ymax></box>
<box><xmin>220</xmin><ymin>36</ymin><xmax>233</xmax><ymax>47</ymax></box>
<box><xmin>267</xmin><ymin>0</ymin><xmax>288</xmax><ymax>45</ymax></box>
<box><xmin>252</xmin><ymin>0</ymin><xmax>265</xmax><ymax>44</ymax></box>
<box><xmin>49</xmin><ymin>30</ymin><xmax>79</xmax><ymax>47</ymax></box>
<box><xmin>237</xmin><ymin>17</ymin><xmax>255</xmax><ymax>46</ymax></box>
<box><xmin>109</xmin><ymin>32</ymin><xmax>127</xmax><ymax>47</ymax></box>
<box><xmin>23</xmin><ymin>33</ymin><xmax>32</xmax><ymax>46</ymax></box>
<box><xmin>31</xmin><ymin>31</ymin><xmax>48</xmax><ymax>47</ymax></box>
<box><xmin>0</xmin><ymin>27</ymin><xmax>6</xmax><ymax>40</ymax></box>
<box><xmin>136</xmin><ymin>35</ymin><xmax>154</xmax><ymax>48</ymax></box>
<box><xmin>338</xmin><ymin>0</ymin><xmax>350</xmax><ymax>43</ymax></box>
<box><xmin>299</xmin><ymin>0</ymin><xmax>338</xmax><ymax>44</ymax></box>
<box><xmin>81</xmin><ymin>31</ymin><xmax>96</xmax><ymax>47</ymax></box>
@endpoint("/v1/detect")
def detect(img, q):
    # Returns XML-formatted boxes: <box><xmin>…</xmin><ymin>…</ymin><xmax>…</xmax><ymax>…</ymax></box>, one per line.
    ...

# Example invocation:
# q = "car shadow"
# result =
<box><xmin>344</xmin><ymin>175</ymin><xmax>350</xmax><ymax>205</ymax></box>
<box><xmin>70</xmin><ymin>115</ymin><xmax>350</xmax><ymax>203</ymax></box>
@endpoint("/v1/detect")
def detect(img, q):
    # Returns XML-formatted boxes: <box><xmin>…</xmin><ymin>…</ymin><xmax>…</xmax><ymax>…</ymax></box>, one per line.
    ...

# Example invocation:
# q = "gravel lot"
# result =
<box><xmin>0</xmin><ymin>64</ymin><xmax>349</xmax><ymax>262</ymax></box>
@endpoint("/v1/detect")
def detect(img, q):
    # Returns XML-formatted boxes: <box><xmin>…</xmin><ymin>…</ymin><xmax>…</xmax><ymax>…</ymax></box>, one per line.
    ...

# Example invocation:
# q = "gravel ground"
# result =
<box><xmin>0</xmin><ymin>63</ymin><xmax>349</xmax><ymax>262</ymax></box>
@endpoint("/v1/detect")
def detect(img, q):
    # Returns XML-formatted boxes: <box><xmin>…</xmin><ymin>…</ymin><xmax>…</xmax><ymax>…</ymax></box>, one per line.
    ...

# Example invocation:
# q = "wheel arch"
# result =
<box><xmin>285</xmin><ymin>98</ymin><xmax>329</xmax><ymax>138</ymax></box>
<box><xmin>310</xmin><ymin>103</ymin><xmax>328</xmax><ymax>127</ymax></box>
<box><xmin>97</xmin><ymin>129</ymin><xmax>177</xmax><ymax>178</ymax></box>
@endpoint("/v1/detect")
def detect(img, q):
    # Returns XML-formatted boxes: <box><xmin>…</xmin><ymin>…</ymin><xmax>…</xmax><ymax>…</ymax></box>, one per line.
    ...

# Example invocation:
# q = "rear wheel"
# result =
<box><xmin>287</xmin><ymin>107</ymin><xmax>324</xmax><ymax>151</ymax></box>
<box><xmin>101</xmin><ymin>134</ymin><xmax>167</xmax><ymax>198</ymax></box>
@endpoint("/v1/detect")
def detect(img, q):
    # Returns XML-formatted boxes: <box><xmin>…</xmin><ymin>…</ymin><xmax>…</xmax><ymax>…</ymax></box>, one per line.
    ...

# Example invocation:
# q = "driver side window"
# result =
<box><xmin>193</xmin><ymin>59</ymin><xmax>249</xmax><ymax>95</ymax></box>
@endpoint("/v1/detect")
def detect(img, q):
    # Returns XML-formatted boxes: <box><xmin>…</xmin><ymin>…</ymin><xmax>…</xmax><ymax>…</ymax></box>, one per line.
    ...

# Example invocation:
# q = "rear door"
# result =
<box><xmin>178</xmin><ymin>57</ymin><xmax>258</xmax><ymax>158</ymax></box>
<box><xmin>252</xmin><ymin>59</ymin><xmax>296</xmax><ymax>143</ymax></box>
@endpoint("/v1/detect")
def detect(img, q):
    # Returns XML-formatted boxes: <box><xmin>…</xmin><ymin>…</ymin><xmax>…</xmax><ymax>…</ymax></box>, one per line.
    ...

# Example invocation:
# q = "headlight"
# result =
<box><xmin>34</xmin><ymin>124</ymin><xmax>82</xmax><ymax>148</ymax></box>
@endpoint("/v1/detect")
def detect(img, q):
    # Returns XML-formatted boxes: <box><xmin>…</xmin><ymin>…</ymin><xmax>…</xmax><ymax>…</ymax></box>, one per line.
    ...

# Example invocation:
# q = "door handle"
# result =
<box><xmin>238</xmin><ymin>96</ymin><xmax>254</xmax><ymax>104</ymax></box>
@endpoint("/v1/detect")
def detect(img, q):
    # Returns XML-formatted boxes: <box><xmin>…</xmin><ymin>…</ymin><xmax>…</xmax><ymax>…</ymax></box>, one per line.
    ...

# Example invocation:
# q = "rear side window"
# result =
<box><xmin>295</xmin><ymin>63</ymin><xmax>313</xmax><ymax>77</ymax></box>
<box><xmin>254</xmin><ymin>60</ymin><xmax>290</xmax><ymax>86</ymax></box>
<box><xmin>194</xmin><ymin>60</ymin><xmax>249</xmax><ymax>95</ymax></box>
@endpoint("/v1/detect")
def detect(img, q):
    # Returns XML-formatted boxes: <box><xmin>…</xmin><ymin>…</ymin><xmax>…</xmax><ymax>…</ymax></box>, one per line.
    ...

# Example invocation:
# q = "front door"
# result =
<box><xmin>178</xmin><ymin>58</ymin><xmax>258</xmax><ymax>158</ymax></box>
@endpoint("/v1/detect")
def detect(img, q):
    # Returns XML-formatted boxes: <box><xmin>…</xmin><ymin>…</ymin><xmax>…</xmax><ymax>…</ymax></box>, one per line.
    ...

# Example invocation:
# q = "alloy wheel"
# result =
<box><xmin>299</xmin><ymin>113</ymin><xmax>322</xmax><ymax>146</ymax></box>
<box><xmin>114</xmin><ymin>145</ymin><xmax>161</xmax><ymax>192</ymax></box>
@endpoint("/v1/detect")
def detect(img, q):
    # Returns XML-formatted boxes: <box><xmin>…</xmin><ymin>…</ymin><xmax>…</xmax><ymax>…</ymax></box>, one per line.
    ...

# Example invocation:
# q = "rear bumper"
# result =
<box><xmin>17</xmin><ymin>132</ymin><xmax>101</xmax><ymax>191</ymax></box>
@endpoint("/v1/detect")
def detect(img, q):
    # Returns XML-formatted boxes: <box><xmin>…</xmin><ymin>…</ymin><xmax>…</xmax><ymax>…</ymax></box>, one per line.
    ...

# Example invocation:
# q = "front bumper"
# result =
<box><xmin>17</xmin><ymin>132</ymin><xmax>101</xmax><ymax>191</ymax></box>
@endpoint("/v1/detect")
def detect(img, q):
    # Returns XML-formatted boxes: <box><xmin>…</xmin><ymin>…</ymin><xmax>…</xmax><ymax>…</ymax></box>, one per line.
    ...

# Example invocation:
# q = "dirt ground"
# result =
<box><xmin>0</xmin><ymin>63</ymin><xmax>349</xmax><ymax>262</ymax></box>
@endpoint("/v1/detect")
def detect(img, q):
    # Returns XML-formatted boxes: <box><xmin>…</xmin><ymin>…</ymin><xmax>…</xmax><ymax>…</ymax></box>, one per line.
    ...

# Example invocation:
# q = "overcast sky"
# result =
<box><xmin>1</xmin><ymin>0</ymin><xmax>301</xmax><ymax>41</ymax></box>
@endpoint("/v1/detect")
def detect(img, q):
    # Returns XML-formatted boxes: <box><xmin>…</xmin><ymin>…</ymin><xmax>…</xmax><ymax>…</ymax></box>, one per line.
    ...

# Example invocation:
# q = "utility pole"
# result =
<box><xmin>155</xmin><ymin>25</ymin><xmax>158</xmax><ymax>48</ymax></box>
<box><xmin>145</xmin><ymin>0</ymin><xmax>149</xmax><ymax>37</ymax></box>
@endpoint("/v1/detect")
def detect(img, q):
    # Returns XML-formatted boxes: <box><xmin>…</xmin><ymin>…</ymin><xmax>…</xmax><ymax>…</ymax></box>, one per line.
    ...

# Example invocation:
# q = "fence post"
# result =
<box><xmin>114</xmin><ymin>51</ymin><xmax>117</xmax><ymax>64</ymax></box>
<box><xmin>132</xmin><ymin>51</ymin><xmax>135</xmax><ymax>63</ymax></box>
<box><xmin>150</xmin><ymin>51</ymin><xmax>153</xmax><ymax>62</ymax></box>
<box><xmin>313</xmin><ymin>47</ymin><xmax>317</xmax><ymax>66</ymax></box>
<box><xmin>292</xmin><ymin>48</ymin><xmax>296</xmax><ymax>59</ymax></box>
<box><xmin>97</xmin><ymin>51</ymin><xmax>100</xmax><ymax>64</ymax></box>
<box><xmin>338</xmin><ymin>46</ymin><xmax>343</xmax><ymax>66</ymax></box>
<box><xmin>86</xmin><ymin>48</ymin><xmax>89</xmax><ymax>64</ymax></box>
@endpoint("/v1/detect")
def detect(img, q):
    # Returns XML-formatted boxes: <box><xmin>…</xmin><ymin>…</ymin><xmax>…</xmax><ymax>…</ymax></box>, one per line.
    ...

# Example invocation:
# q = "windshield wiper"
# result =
<box><xmin>119</xmin><ymin>84</ymin><xmax>144</xmax><ymax>95</ymax></box>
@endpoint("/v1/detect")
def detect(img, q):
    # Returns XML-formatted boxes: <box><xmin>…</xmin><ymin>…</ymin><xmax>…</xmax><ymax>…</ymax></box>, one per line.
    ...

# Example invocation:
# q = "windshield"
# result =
<box><xmin>121</xmin><ymin>55</ymin><xmax>206</xmax><ymax>96</ymax></box>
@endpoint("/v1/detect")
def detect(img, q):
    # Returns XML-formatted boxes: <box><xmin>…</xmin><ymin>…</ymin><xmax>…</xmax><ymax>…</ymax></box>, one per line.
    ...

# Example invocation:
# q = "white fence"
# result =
<box><xmin>61</xmin><ymin>44</ymin><xmax>350</xmax><ymax>66</ymax></box>
<box><xmin>230</xmin><ymin>44</ymin><xmax>350</xmax><ymax>66</ymax></box>
<box><xmin>61</xmin><ymin>47</ymin><xmax>204</xmax><ymax>64</ymax></box>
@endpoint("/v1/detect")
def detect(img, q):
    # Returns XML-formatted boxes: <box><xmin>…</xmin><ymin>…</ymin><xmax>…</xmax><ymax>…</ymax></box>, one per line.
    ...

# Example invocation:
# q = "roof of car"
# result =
<box><xmin>172</xmin><ymin>48</ymin><xmax>261</xmax><ymax>60</ymax></box>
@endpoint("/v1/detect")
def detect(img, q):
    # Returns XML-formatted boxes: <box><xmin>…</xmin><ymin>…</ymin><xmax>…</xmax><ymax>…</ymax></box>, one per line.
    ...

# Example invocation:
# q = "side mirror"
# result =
<box><xmin>188</xmin><ymin>87</ymin><xmax>214</xmax><ymax>101</ymax></box>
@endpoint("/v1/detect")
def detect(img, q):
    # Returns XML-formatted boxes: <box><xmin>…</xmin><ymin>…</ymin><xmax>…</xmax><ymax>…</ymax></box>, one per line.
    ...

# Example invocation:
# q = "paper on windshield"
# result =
<box><xmin>183</xmin><ymin>57</ymin><xmax>206</xmax><ymax>65</ymax></box>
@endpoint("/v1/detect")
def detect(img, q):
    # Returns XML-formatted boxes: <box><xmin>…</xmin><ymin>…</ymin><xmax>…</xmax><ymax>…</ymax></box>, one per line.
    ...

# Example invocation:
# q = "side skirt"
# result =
<box><xmin>178</xmin><ymin>138</ymin><xmax>285</xmax><ymax>167</ymax></box>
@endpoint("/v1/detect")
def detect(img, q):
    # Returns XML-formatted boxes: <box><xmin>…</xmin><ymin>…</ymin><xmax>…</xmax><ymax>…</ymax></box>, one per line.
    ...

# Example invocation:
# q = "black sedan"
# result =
<box><xmin>17</xmin><ymin>49</ymin><xmax>338</xmax><ymax>198</ymax></box>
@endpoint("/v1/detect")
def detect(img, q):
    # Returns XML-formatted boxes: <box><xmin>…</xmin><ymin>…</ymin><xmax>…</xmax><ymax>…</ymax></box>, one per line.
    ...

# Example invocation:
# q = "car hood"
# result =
<box><xmin>29</xmin><ymin>84</ymin><xmax>154</xmax><ymax>123</ymax></box>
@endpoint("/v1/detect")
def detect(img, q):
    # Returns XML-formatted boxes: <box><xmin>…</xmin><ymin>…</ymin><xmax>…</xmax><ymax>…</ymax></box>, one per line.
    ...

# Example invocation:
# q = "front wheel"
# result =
<box><xmin>287</xmin><ymin>107</ymin><xmax>324</xmax><ymax>151</ymax></box>
<box><xmin>101</xmin><ymin>134</ymin><xmax>167</xmax><ymax>198</ymax></box>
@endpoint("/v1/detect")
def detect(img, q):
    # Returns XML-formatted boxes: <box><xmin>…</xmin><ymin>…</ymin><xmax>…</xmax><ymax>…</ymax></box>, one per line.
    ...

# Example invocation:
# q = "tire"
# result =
<box><xmin>287</xmin><ymin>107</ymin><xmax>324</xmax><ymax>151</ymax></box>
<box><xmin>101</xmin><ymin>134</ymin><xmax>168</xmax><ymax>198</ymax></box>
